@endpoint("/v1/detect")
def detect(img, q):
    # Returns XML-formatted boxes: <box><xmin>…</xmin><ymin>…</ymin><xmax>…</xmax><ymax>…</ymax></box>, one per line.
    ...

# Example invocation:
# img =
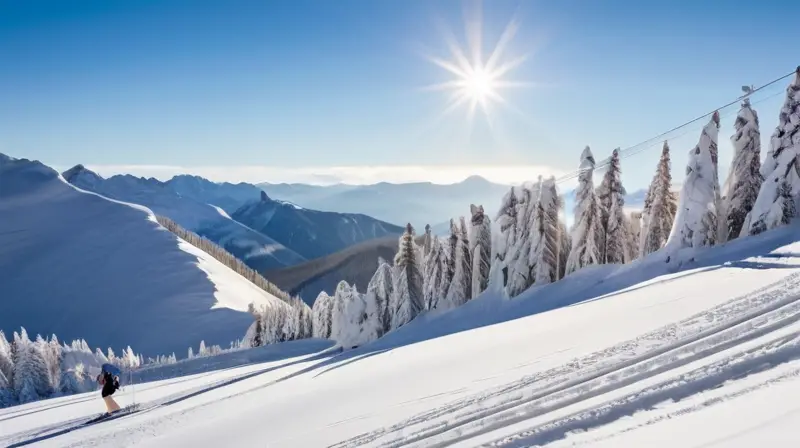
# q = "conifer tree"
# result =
<box><xmin>505</xmin><ymin>181</ymin><xmax>541</xmax><ymax>297</ymax></box>
<box><xmin>668</xmin><ymin>113</ymin><xmax>721</xmax><ymax>249</ymax></box>
<box><xmin>596</xmin><ymin>148</ymin><xmax>629</xmax><ymax>264</ymax></box>
<box><xmin>640</xmin><ymin>141</ymin><xmax>677</xmax><ymax>256</ymax></box>
<box><xmin>437</xmin><ymin>219</ymin><xmax>457</xmax><ymax>300</ymax></box>
<box><xmin>0</xmin><ymin>331</ymin><xmax>13</xmax><ymax>390</ymax></box>
<box><xmin>442</xmin><ymin>218</ymin><xmax>472</xmax><ymax>308</ymax></box>
<box><xmin>423</xmin><ymin>237</ymin><xmax>446</xmax><ymax>310</ymax></box>
<box><xmin>530</xmin><ymin>178</ymin><xmax>561</xmax><ymax>284</ymax></box>
<box><xmin>723</xmin><ymin>98</ymin><xmax>762</xmax><ymax>240</ymax></box>
<box><xmin>422</xmin><ymin>224</ymin><xmax>432</xmax><ymax>257</ymax></box>
<box><xmin>391</xmin><ymin>223</ymin><xmax>424</xmax><ymax>328</ymax></box>
<box><xmin>494</xmin><ymin>187</ymin><xmax>520</xmax><ymax>267</ymax></box>
<box><xmin>747</xmin><ymin>67</ymin><xmax>800</xmax><ymax>235</ymax></box>
<box><xmin>469</xmin><ymin>204</ymin><xmax>492</xmax><ymax>298</ymax></box>
<box><xmin>566</xmin><ymin>146</ymin><xmax>605</xmax><ymax>274</ymax></box>
<box><xmin>557</xmin><ymin>220</ymin><xmax>571</xmax><ymax>280</ymax></box>
<box><xmin>311</xmin><ymin>292</ymin><xmax>335</xmax><ymax>339</ymax></box>
<box><xmin>13</xmin><ymin>329</ymin><xmax>51</xmax><ymax>403</ymax></box>
<box><xmin>367</xmin><ymin>261</ymin><xmax>394</xmax><ymax>334</ymax></box>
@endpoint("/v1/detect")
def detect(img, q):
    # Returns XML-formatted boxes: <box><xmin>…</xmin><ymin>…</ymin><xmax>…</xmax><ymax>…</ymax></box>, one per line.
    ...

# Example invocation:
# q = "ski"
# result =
<box><xmin>83</xmin><ymin>404</ymin><xmax>141</xmax><ymax>426</ymax></box>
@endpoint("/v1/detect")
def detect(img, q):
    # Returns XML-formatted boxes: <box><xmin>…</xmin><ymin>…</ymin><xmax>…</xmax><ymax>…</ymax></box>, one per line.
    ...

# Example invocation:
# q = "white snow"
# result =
<box><xmin>4</xmin><ymin>200</ymin><xmax>800</xmax><ymax>447</ymax></box>
<box><xmin>0</xmin><ymin>158</ymin><xmax>287</xmax><ymax>357</ymax></box>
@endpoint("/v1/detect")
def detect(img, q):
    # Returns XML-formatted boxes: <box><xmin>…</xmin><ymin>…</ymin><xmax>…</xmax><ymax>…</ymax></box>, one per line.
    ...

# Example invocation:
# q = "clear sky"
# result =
<box><xmin>0</xmin><ymin>0</ymin><xmax>796</xmax><ymax>187</ymax></box>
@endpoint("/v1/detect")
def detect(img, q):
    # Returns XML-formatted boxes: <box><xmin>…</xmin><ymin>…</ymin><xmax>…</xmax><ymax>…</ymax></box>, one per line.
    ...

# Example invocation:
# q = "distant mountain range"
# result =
<box><xmin>63</xmin><ymin>165</ymin><xmax>306</xmax><ymax>272</ymax></box>
<box><xmin>0</xmin><ymin>155</ymin><xmax>283</xmax><ymax>356</ymax></box>
<box><xmin>259</xmin><ymin>175</ymin><xmax>512</xmax><ymax>230</ymax></box>
<box><xmin>63</xmin><ymin>165</ymin><xmax>404</xmax><ymax>271</ymax></box>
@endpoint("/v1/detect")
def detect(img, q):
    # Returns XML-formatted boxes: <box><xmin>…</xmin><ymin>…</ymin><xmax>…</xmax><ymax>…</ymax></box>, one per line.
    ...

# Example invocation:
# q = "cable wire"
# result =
<box><xmin>553</xmin><ymin>66</ymin><xmax>798</xmax><ymax>185</ymax></box>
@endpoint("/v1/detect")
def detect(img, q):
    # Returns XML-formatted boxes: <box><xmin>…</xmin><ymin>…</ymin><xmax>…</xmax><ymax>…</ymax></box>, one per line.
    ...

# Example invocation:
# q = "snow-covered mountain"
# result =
<box><xmin>231</xmin><ymin>193</ymin><xmax>404</xmax><ymax>261</ymax></box>
<box><xmin>4</xmin><ymin>212</ymin><xmax>800</xmax><ymax>446</ymax></box>
<box><xmin>62</xmin><ymin>165</ymin><xmax>306</xmax><ymax>272</ymax></box>
<box><xmin>165</xmin><ymin>174</ymin><xmax>264</xmax><ymax>215</ymax></box>
<box><xmin>259</xmin><ymin>175</ymin><xmax>512</xmax><ymax>230</ymax></box>
<box><xmin>0</xmin><ymin>155</ymin><xmax>287</xmax><ymax>357</ymax></box>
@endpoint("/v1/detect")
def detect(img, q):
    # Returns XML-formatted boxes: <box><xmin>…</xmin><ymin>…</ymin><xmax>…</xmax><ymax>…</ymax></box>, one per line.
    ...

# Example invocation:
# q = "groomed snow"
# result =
<box><xmin>3</xmin><ymin>208</ymin><xmax>800</xmax><ymax>446</ymax></box>
<box><xmin>0</xmin><ymin>157</ymin><xmax>287</xmax><ymax>357</ymax></box>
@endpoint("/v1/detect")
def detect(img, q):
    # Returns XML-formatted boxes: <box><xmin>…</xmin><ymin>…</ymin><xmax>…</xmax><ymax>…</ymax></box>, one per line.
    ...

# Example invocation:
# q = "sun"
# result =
<box><xmin>422</xmin><ymin>1</ymin><xmax>531</xmax><ymax>124</ymax></box>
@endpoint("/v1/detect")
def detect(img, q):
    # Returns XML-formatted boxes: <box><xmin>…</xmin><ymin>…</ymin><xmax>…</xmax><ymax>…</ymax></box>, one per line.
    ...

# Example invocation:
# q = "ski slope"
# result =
<box><xmin>3</xmin><ymin>218</ymin><xmax>800</xmax><ymax>446</ymax></box>
<box><xmin>0</xmin><ymin>156</ymin><xmax>288</xmax><ymax>357</ymax></box>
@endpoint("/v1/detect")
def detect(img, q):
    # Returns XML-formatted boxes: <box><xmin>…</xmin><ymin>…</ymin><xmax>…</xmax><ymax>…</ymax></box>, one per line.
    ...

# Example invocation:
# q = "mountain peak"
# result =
<box><xmin>461</xmin><ymin>175</ymin><xmax>490</xmax><ymax>185</ymax></box>
<box><xmin>260</xmin><ymin>190</ymin><xmax>270</xmax><ymax>202</ymax></box>
<box><xmin>62</xmin><ymin>164</ymin><xmax>103</xmax><ymax>184</ymax></box>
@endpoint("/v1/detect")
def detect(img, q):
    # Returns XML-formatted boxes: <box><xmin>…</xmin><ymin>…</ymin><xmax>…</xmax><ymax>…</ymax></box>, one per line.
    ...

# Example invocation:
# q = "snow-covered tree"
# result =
<box><xmin>722</xmin><ymin>98</ymin><xmax>762</xmax><ymax>241</ymax></box>
<box><xmin>566</xmin><ymin>146</ymin><xmax>605</xmax><ymax>274</ymax></box>
<box><xmin>530</xmin><ymin>177</ymin><xmax>562</xmax><ymax>284</ymax></box>
<box><xmin>668</xmin><ymin>112</ymin><xmax>721</xmax><ymax>250</ymax></box>
<box><xmin>505</xmin><ymin>181</ymin><xmax>541</xmax><ymax>297</ymax></box>
<box><xmin>391</xmin><ymin>223</ymin><xmax>424</xmax><ymax>329</ymax></box>
<box><xmin>330</xmin><ymin>281</ymin><xmax>371</xmax><ymax>349</ymax></box>
<box><xmin>13</xmin><ymin>329</ymin><xmax>52</xmax><ymax>403</ymax></box>
<box><xmin>443</xmin><ymin>217</ymin><xmax>473</xmax><ymax>308</ymax></box>
<box><xmin>187</xmin><ymin>347</ymin><xmax>194</xmax><ymax>360</ymax></box>
<box><xmin>423</xmin><ymin>237</ymin><xmax>446</xmax><ymax>310</ymax></box>
<box><xmin>311</xmin><ymin>292</ymin><xmax>335</xmax><ymax>339</ymax></box>
<box><xmin>494</xmin><ymin>187</ymin><xmax>520</xmax><ymax>267</ymax></box>
<box><xmin>596</xmin><ymin>148</ymin><xmax>629</xmax><ymax>264</ymax></box>
<box><xmin>366</xmin><ymin>261</ymin><xmax>394</xmax><ymax>334</ymax></box>
<box><xmin>438</xmin><ymin>219</ymin><xmax>459</xmax><ymax>301</ymax></box>
<box><xmin>557</xmin><ymin>220</ymin><xmax>571</xmax><ymax>280</ymax></box>
<box><xmin>1</xmin><ymin>369</ymin><xmax>16</xmax><ymax>407</ymax></box>
<box><xmin>0</xmin><ymin>331</ymin><xmax>13</xmax><ymax>390</ymax></box>
<box><xmin>422</xmin><ymin>224</ymin><xmax>432</xmax><ymax>258</ymax></box>
<box><xmin>639</xmin><ymin>141</ymin><xmax>677</xmax><ymax>257</ymax></box>
<box><xmin>469</xmin><ymin>204</ymin><xmax>492</xmax><ymax>298</ymax></box>
<box><xmin>746</xmin><ymin>67</ymin><xmax>800</xmax><ymax>235</ymax></box>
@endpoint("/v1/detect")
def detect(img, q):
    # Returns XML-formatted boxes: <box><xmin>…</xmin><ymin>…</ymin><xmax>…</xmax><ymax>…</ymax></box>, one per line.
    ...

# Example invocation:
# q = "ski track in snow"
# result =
<box><xmin>332</xmin><ymin>270</ymin><xmax>800</xmax><ymax>448</ymax></box>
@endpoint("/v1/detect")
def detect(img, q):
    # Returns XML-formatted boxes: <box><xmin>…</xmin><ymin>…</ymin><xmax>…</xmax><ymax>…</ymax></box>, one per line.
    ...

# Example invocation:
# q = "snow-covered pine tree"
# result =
<box><xmin>187</xmin><ymin>347</ymin><xmax>194</xmax><ymax>359</ymax></box>
<box><xmin>423</xmin><ymin>237</ymin><xmax>446</xmax><ymax>310</ymax></box>
<box><xmin>777</xmin><ymin>178</ymin><xmax>797</xmax><ymax>226</ymax></box>
<box><xmin>746</xmin><ymin>67</ymin><xmax>800</xmax><ymax>235</ymax></box>
<box><xmin>391</xmin><ymin>223</ymin><xmax>424</xmax><ymax>329</ymax></box>
<box><xmin>311</xmin><ymin>291</ymin><xmax>334</xmax><ymax>339</ymax></box>
<box><xmin>505</xmin><ymin>181</ymin><xmax>541</xmax><ymax>297</ymax></box>
<box><xmin>596</xmin><ymin>148</ymin><xmax>629</xmax><ymax>264</ymax></box>
<box><xmin>0</xmin><ymin>331</ymin><xmax>13</xmax><ymax>390</ymax></box>
<box><xmin>13</xmin><ymin>329</ymin><xmax>52</xmax><ymax>403</ymax></box>
<box><xmin>566</xmin><ymin>146</ymin><xmax>605</xmax><ymax>274</ymax></box>
<box><xmin>437</xmin><ymin>219</ymin><xmax>458</xmax><ymax>302</ymax></box>
<box><xmin>422</xmin><ymin>224</ymin><xmax>432</xmax><ymax>258</ymax></box>
<box><xmin>330</xmin><ymin>281</ymin><xmax>370</xmax><ymax>348</ymax></box>
<box><xmin>366</xmin><ymin>261</ymin><xmax>394</xmax><ymax>334</ymax></box>
<box><xmin>530</xmin><ymin>177</ymin><xmax>561</xmax><ymax>284</ymax></box>
<box><xmin>442</xmin><ymin>217</ymin><xmax>472</xmax><ymax>308</ymax></box>
<box><xmin>722</xmin><ymin>98</ymin><xmax>762</xmax><ymax>241</ymax></box>
<box><xmin>494</xmin><ymin>187</ymin><xmax>520</xmax><ymax>266</ymax></box>
<box><xmin>639</xmin><ymin>141</ymin><xmax>677</xmax><ymax>257</ymax></box>
<box><xmin>469</xmin><ymin>204</ymin><xmax>492</xmax><ymax>298</ymax></box>
<box><xmin>668</xmin><ymin>113</ymin><xmax>721</xmax><ymax>250</ymax></box>
<box><xmin>1</xmin><ymin>369</ymin><xmax>16</xmax><ymax>407</ymax></box>
<box><xmin>557</xmin><ymin>220</ymin><xmax>570</xmax><ymax>280</ymax></box>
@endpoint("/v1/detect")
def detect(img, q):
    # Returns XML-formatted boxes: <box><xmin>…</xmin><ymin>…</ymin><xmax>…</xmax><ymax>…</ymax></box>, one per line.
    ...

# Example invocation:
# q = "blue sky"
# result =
<box><xmin>0</xmin><ymin>0</ymin><xmax>796</xmax><ymax>187</ymax></box>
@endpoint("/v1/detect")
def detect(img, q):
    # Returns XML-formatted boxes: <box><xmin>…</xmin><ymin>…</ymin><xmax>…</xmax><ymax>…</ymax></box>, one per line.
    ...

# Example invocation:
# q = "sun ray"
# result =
<box><xmin>422</xmin><ymin>0</ymin><xmax>535</xmax><ymax>127</ymax></box>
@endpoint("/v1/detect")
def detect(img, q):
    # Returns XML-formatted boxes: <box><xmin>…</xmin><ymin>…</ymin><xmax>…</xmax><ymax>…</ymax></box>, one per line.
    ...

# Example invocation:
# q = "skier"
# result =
<box><xmin>96</xmin><ymin>363</ymin><xmax>122</xmax><ymax>414</ymax></box>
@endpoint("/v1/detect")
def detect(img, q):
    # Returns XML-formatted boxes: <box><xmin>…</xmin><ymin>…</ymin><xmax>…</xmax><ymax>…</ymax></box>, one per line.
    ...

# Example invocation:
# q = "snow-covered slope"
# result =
<box><xmin>0</xmin><ymin>156</ymin><xmax>287</xmax><ymax>357</ymax></box>
<box><xmin>62</xmin><ymin>165</ymin><xmax>305</xmax><ymax>272</ymax></box>
<box><xmin>4</xmin><ymin>212</ymin><xmax>800</xmax><ymax>446</ymax></box>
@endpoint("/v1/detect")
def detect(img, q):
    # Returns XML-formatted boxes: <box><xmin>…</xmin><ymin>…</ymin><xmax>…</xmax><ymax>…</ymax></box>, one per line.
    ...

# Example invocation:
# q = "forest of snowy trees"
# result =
<box><xmin>308</xmin><ymin>67</ymin><xmax>800</xmax><ymax>350</ymax></box>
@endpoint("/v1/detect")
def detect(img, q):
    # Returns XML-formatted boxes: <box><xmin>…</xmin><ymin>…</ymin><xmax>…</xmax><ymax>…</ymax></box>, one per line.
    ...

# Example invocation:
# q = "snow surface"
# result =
<box><xmin>0</xmin><ymin>157</ymin><xmax>287</xmax><ymax>357</ymax></box>
<box><xmin>4</xmin><ymin>208</ymin><xmax>800</xmax><ymax>446</ymax></box>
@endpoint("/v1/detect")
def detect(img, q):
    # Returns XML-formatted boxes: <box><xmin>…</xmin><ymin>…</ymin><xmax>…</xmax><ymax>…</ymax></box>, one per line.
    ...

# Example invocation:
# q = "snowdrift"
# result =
<box><xmin>0</xmin><ymin>156</ymin><xmax>287</xmax><ymax>357</ymax></box>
